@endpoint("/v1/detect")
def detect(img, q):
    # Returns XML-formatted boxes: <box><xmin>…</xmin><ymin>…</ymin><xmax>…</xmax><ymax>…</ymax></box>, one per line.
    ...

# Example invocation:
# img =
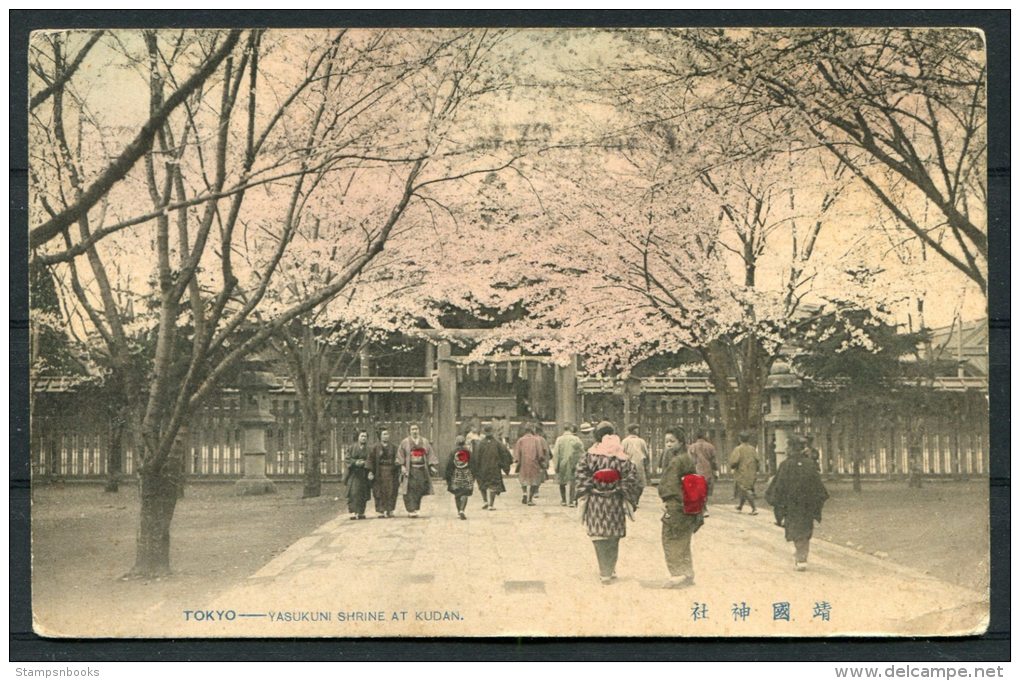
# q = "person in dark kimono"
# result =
<box><xmin>471</xmin><ymin>425</ymin><xmax>512</xmax><ymax>510</ymax></box>
<box><xmin>532</xmin><ymin>424</ymin><xmax>550</xmax><ymax>499</ymax></box>
<box><xmin>366</xmin><ymin>428</ymin><xmax>399</xmax><ymax>518</ymax></box>
<box><xmin>765</xmin><ymin>435</ymin><xmax>830</xmax><ymax>571</ymax></box>
<box><xmin>444</xmin><ymin>436</ymin><xmax>475</xmax><ymax>520</ymax></box>
<box><xmin>396</xmin><ymin>423</ymin><xmax>438</xmax><ymax>517</ymax></box>
<box><xmin>908</xmin><ymin>447</ymin><xmax>924</xmax><ymax>488</ymax></box>
<box><xmin>728</xmin><ymin>431</ymin><xmax>761</xmax><ymax>515</ymax></box>
<box><xmin>574</xmin><ymin>421</ymin><xmax>640</xmax><ymax>585</ymax></box>
<box><xmin>657</xmin><ymin>427</ymin><xmax>704</xmax><ymax>588</ymax></box>
<box><xmin>344</xmin><ymin>430</ymin><xmax>372</xmax><ymax>520</ymax></box>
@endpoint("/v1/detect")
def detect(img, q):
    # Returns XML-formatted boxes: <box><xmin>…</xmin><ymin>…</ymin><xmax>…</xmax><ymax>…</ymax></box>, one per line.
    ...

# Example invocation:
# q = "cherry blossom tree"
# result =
<box><xmin>680</xmin><ymin>28</ymin><xmax>988</xmax><ymax>293</ymax></box>
<box><xmin>29</xmin><ymin>30</ymin><xmax>241</xmax><ymax>249</ymax></box>
<box><xmin>263</xmin><ymin>145</ymin><xmax>550</xmax><ymax>499</ymax></box>
<box><xmin>441</xmin><ymin>75</ymin><xmax>865</xmax><ymax>445</ymax></box>
<box><xmin>29</xmin><ymin>27</ymin><xmax>987</xmax><ymax>576</ymax></box>
<box><xmin>30</xmin><ymin>27</ymin><xmax>528</xmax><ymax>577</ymax></box>
<box><xmin>462</xmin><ymin>145</ymin><xmax>865</xmax><ymax>446</ymax></box>
<box><xmin>457</xmin><ymin>28</ymin><xmax>986</xmax><ymax>448</ymax></box>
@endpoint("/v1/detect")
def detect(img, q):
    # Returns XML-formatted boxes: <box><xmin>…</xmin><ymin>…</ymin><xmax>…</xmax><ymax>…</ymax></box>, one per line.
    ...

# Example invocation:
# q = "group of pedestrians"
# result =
<box><xmin>343</xmin><ymin>424</ymin><xmax>439</xmax><ymax>519</ymax></box>
<box><xmin>456</xmin><ymin>424</ymin><xmax>515</xmax><ymax>514</ymax></box>
<box><xmin>342</xmin><ymin>419</ymin><xmax>829</xmax><ymax>586</ymax></box>
<box><xmin>572</xmin><ymin>422</ymin><xmax>829</xmax><ymax>587</ymax></box>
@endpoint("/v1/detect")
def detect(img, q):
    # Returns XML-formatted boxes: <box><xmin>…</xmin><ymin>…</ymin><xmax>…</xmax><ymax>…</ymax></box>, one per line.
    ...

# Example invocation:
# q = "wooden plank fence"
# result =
<box><xmin>31</xmin><ymin>392</ymin><xmax>432</xmax><ymax>480</ymax></box>
<box><xmin>30</xmin><ymin>389</ymin><xmax>988</xmax><ymax>480</ymax></box>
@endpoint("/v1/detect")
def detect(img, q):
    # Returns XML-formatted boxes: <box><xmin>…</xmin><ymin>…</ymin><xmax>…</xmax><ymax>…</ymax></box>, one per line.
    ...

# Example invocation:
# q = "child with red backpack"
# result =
<box><xmin>657</xmin><ymin>427</ymin><xmax>706</xmax><ymax>589</ymax></box>
<box><xmin>444</xmin><ymin>436</ymin><xmax>475</xmax><ymax>520</ymax></box>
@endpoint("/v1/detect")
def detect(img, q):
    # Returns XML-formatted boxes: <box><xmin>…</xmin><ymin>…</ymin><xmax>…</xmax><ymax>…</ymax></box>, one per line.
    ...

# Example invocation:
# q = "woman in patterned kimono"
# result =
<box><xmin>574</xmin><ymin>421</ymin><xmax>640</xmax><ymax>585</ymax></box>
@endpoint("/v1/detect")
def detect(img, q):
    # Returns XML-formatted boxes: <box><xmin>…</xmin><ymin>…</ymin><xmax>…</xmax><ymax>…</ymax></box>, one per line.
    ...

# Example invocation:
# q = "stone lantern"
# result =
<box><xmin>764</xmin><ymin>359</ymin><xmax>803</xmax><ymax>471</ymax></box>
<box><xmin>234</xmin><ymin>352</ymin><xmax>279</xmax><ymax>496</ymax></box>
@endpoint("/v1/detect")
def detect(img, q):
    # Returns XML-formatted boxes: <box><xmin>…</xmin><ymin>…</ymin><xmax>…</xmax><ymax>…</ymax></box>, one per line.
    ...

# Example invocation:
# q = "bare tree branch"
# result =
<box><xmin>30</xmin><ymin>29</ymin><xmax>241</xmax><ymax>249</ymax></box>
<box><xmin>30</xmin><ymin>30</ymin><xmax>105</xmax><ymax>111</ymax></box>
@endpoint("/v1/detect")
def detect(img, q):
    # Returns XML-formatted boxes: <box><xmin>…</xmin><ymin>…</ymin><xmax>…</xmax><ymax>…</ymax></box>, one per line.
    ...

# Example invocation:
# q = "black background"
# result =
<box><xmin>9</xmin><ymin>9</ymin><xmax>1010</xmax><ymax>662</ymax></box>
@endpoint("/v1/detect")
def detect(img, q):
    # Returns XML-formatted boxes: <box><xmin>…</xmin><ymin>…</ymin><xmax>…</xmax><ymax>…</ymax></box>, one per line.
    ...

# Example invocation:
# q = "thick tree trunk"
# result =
<box><xmin>302</xmin><ymin>413</ymin><xmax>323</xmax><ymax>499</ymax></box>
<box><xmin>852</xmin><ymin>413</ymin><xmax>862</xmax><ymax>492</ymax></box>
<box><xmin>104</xmin><ymin>379</ymin><xmax>134</xmax><ymax>493</ymax></box>
<box><xmin>104</xmin><ymin>400</ymin><xmax>132</xmax><ymax>493</ymax></box>
<box><xmin>103</xmin><ymin>418</ymin><xmax>123</xmax><ymax>493</ymax></box>
<box><xmin>908</xmin><ymin>442</ymin><xmax>924</xmax><ymax>489</ymax></box>
<box><xmin>702</xmin><ymin>338</ymin><xmax>771</xmax><ymax>456</ymax></box>
<box><xmin>175</xmin><ymin>434</ymin><xmax>187</xmax><ymax>500</ymax></box>
<box><xmin>128</xmin><ymin>465</ymin><xmax>180</xmax><ymax>577</ymax></box>
<box><xmin>716</xmin><ymin>388</ymin><xmax>760</xmax><ymax>451</ymax></box>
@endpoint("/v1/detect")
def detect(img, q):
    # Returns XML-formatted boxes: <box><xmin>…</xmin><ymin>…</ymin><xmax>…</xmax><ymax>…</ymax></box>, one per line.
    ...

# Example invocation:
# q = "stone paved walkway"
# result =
<box><xmin>183</xmin><ymin>487</ymin><xmax>987</xmax><ymax>637</ymax></box>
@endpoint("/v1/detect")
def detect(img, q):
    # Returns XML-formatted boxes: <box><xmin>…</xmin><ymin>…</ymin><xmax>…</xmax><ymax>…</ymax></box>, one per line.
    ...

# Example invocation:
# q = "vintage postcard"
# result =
<box><xmin>27</xmin><ymin>26</ymin><xmax>990</xmax><ymax>638</ymax></box>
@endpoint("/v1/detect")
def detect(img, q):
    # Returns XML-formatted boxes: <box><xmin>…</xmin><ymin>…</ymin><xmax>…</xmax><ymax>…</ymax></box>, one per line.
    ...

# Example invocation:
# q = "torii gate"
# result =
<box><xmin>418</xmin><ymin>329</ymin><xmax>578</xmax><ymax>458</ymax></box>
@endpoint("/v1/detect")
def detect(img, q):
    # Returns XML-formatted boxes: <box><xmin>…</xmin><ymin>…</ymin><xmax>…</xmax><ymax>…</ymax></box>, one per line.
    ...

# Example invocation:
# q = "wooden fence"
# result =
<box><xmin>576</xmin><ymin>392</ymin><xmax>988</xmax><ymax>478</ymax></box>
<box><xmin>800</xmin><ymin>412</ymin><xmax>988</xmax><ymax>478</ymax></box>
<box><xmin>30</xmin><ymin>388</ymin><xmax>988</xmax><ymax>480</ymax></box>
<box><xmin>31</xmin><ymin>391</ymin><xmax>432</xmax><ymax>480</ymax></box>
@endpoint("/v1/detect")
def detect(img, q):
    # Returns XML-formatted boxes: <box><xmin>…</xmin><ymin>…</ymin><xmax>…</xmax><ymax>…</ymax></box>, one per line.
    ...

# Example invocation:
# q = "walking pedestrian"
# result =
<box><xmin>574</xmin><ymin>421</ymin><xmax>640</xmax><ymax>585</ymax></box>
<box><xmin>444</xmin><ymin>435</ymin><xmax>474</xmax><ymax>520</ymax></box>
<box><xmin>494</xmin><ymin>414</ymin><xmax>511</xmax><ymax>448</ymax></box>
<box><xmin>513</xmin><ymin>422</ymin><xmax>549</xmax><ymax>506</ymax></box>
<box><xmin>621</xmin><ymin>424</ymin><xmax>650</xmax><ymax>508</ymax></box>
<box><xmin>344</xmin><ymin>430</ymin><xmax>372</xmax><ymax>519</ymax></box>
<box><xmin>467</xmin><ymin>426</ymin><xmax>481</xmax><ymax>452</ymax></box>
<box><xmin>728</xmin><ymin>431</ymin><xmax>761</xmax><ymax>515</ymax></box>
<box><xmin>396</xmin><ymin>424</ymin><xmax>438</xmax><ymax>518</ymax></box>
<box><xmin>471</xmin><ymin>424</ymin><xmax>512</xmax><ymax>510</ymax></box>
<box><xmin>578</xmin><ymin>421</ymin><xmax>595</xmax><ymax>449</ymax></box>
<box><xmin>765</xmin><ymin>435</ymin><xmax>830</xmax><ymax>571</ymax></box>
<box><xmin>688</xmin><ymin>431</ymin><xmax>718</xmax><ymax>515</ymax></box>
<box><xmin>366</xmin><ymin>428</ymin><xmax>400</xmax><ymax>518</ymax></box>
<box><xmin>552</xmin><ymin>423</ymin><xmax>584</xmax><ymax>506</ymax></box>
<box><xmin>533</xmin><ymin>424</ymin><xmax>550</xmax><ymax>498</ymax></box>
<box><xmin>657</xmin><ymin>427</ymin><xmax>704</xmax><ymax>588</ymax></box>
<box><xmin>465</xmin><ymin>421</ymin><xmax>482</xmax><ymax>453</ymax></box>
